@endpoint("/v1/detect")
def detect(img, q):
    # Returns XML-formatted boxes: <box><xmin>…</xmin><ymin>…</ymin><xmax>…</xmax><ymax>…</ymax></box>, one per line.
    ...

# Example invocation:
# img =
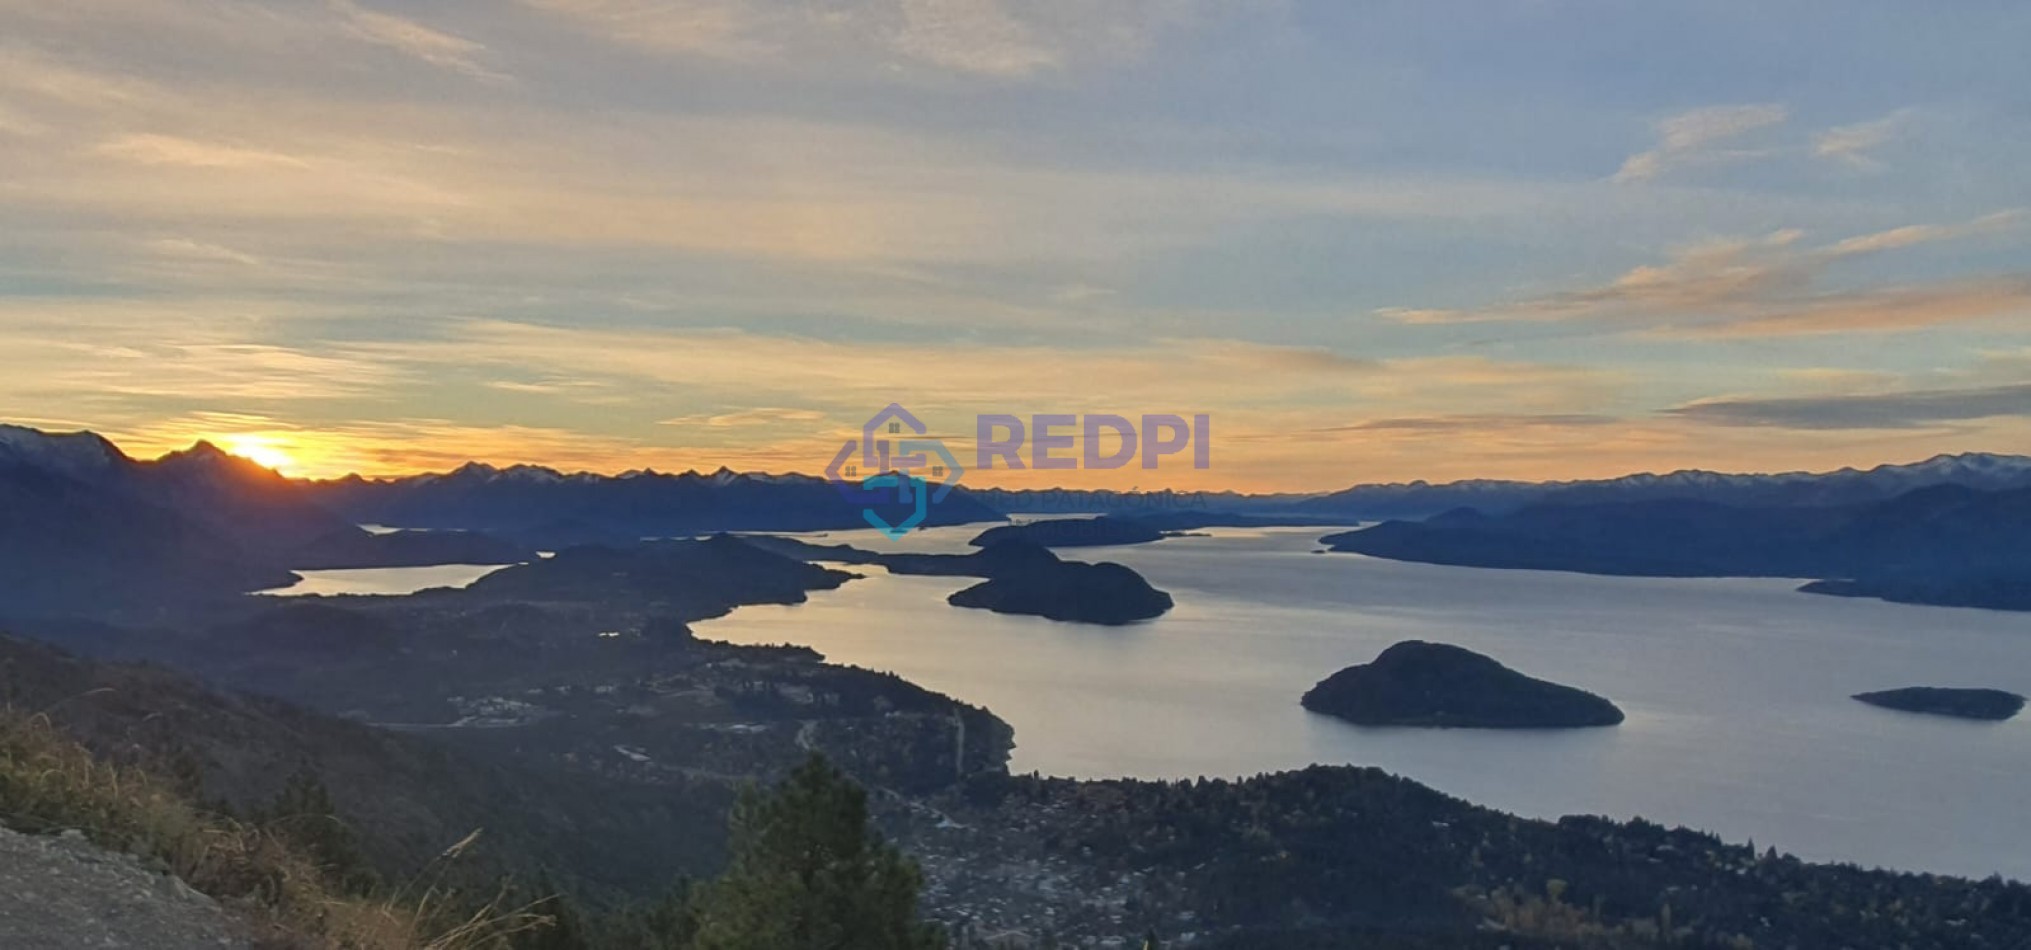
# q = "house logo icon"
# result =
<box><xmin>825</xmin><ymin>402</ymin><xmax>964</xmax><ymax>539</ymax></box>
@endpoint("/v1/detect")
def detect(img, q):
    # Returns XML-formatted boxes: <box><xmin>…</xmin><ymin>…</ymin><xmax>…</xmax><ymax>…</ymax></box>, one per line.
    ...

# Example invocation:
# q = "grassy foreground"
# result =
<box><xmin>0</xmin><ymin>708</ymin><xmax>543</xmax><ymax>949</ymax></box>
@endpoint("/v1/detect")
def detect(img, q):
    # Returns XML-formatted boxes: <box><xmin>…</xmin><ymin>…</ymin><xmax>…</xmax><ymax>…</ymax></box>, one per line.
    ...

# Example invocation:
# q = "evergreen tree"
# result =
<box><xmin>257</xmin><ymin>769</ymin><xmax>377</xmax><ymax>894</ymax></box>
<box><xmin>688</xmin><ymin>754</ymin><xmax>945</xmax><ymax>950</ymax></box>
<box><xmin>517</xmin><ymin>876</ymin><xmax>593</xmax><ymax>950</ymax></box>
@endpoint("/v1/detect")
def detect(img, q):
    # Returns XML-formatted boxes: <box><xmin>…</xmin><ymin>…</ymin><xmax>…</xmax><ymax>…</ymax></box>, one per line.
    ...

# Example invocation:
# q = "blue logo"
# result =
<box><xmin>825</xmin><ymin>403</ymin><xmax>965</xmax><ymax>539</ymax></box>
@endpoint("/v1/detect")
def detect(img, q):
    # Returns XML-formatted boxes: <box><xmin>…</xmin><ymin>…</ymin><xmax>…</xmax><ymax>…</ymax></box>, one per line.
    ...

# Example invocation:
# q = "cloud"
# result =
<box><xmin>1814</xmin><ymin>109</ymin><xmax>1912</xmax><ymax>171</ymax></box>
<box><xmin>142</xmin><ymin>237</ymin><xmax>264</xmax><ymax>267</ymax></box>
<box><xmin>1311</xmin><ymin>413</ymin><xmax>1619</xmax><ymax>433</ymax></box>
<box><xmin>0</xmin><ymin>101</ymin><xmax>43</xmax><ymax>137</ymax></box>
<box><xmin>335</xmin><ymin>319</ymin><xmax>1624</xmax><ymax>433</ymax></box>
<box><xmin>1666</xmin><ymin>278</ymin><xmax>2031</xmax><ymax>339</ymax></box>
<box><xmin>518</xmin><ymin>0</ymin><xmax>756</xmax><ymax>56</ymax></box>
<box><xmin>1380</xmin><ymin>211</ymin><xmax>2029</xmax><ymax>337</ymax></box>
<box><xmin>518</xmin><ymin>0</ymin><xmax>1263</xmax><ymax>77</ymax></box>
<box><xmin>1821</xmin><ymin>210</ymin><xmax>2021</xmax><ymax>256</ymax></box>
<box><xmin>1668</xmin><ymin>383</ymin><xmax>2031</xmax><ymax>430</ymax></box>
<box><xmin>884</xmin><ymin>0</ymin><xmax>1065</xmax><ymax>77</ymax></box>
<box><xmin>1613</xmin><ymin>103</ymin><xmax>1788</xmax><ymax>183</ymax></box>
<box><xmin>94</xmin><ymin>133</ymin><xmax>312</xmax><ymax>169</ymax></box>
<box><xmin>661</xmin><ymin>407</ymin><xmax>830</xmax><ymax>428</ymax></box>
<box><xmin>333</xmin><ymin>0</ymin><xmax>508</xmax><ymax>81</ymax></box>
<box><xmin>0</xmin><ymin>48</ymin><xmax>158</xmax><ymax>111</ymax></box>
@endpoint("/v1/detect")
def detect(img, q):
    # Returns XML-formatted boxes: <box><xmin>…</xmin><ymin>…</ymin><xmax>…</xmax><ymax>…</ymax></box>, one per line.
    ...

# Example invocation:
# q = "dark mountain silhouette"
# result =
<box><xmin>1322</xmin><ymin>483</ymin><xmax>2031</xmax><ymax>610</ymax></box>
<box><xmin>1292</xmin><ymin>452</ymin><xmax>2031</xmax><ymax>520</ymax></box>
<box><xmin>959</xmin><ymin>453</ymin><xmax>2031</xmax><ymax>526</ymax></box>
<box><xmin>0</xmin><ymin>428</ymin><xmax>295</xmax><ymax>614</ymax></box>
<box><xmin>0</xmin><ymin>425</ymin><xmax>515</xmax><ymax>615</ymax></box>
<box><xmin>301</xmin><ymin>463</ymin><xmax>1005</xmax><ymax>544</ymax></box>
<box><xmin>136</xmin><ymin>441</ymin><xmax>359</xmax><ymax>559</ymax></box>
<box><xmin>0</xmin><ymin>423</ymin><xmax>1002</xmax><ymax>617</ymax></box>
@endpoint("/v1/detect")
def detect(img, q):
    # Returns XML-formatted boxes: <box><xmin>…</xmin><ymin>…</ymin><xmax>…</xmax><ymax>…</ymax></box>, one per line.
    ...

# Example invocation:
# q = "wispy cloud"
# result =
<box><xmin>518</xmin><ymin>0</ymin><xmax>1265</xmax><ymax>77</ymax></box>
<box><xmin>1380</xmin><ymin>211</ymin><xmax>2029</xmax><ymax>337</ymax></box>
<box><xmin>1613</xmin><ymin>103</ymin><xmax>1788</xmax><ymax>183</ymax></box>
<box><xmin>2</xmin><ymin>0</ymin><xmax>2028</xmax><ymax>487</ymax></box>
<box><xmin>661</xmin><ymin>407</ymin><xmax>830</xmax><ymax>428</ymax></box>
<box><xmin>142</xmin><ymin>236</ymin><xmax>264</xmax><ymax>267</ymax></box>
<box><xmin>1669</xmin><ymin>383</ymin><xmax>2031</xmax><ymax>430</ymax></box>
<box><xmin>1814</xmin><ymin>109</ymin><xmax>1913</xmax><ymax>171</ymax></box>
<box><xmin>95</xmin><ymin>132</ymin><xmax>312</xmax><ymax>169</ymax></box>
<box><xmin>888</xmin><ymin>0</ymin><xmax>1059</xmax><ymax>76</ymax></box>
<box><xmin>518</xmin><ymin>0</ymin><xmax>756</xmax><ymax>56</ymax></box>
<box><xmin>333</xmin><ymin>0</ymin><xmax>509</xmax><ymax>81</ymax></box>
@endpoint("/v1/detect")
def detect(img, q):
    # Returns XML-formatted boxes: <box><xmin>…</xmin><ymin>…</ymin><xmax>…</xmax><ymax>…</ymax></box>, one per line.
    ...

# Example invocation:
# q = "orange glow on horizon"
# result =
<box><xmin>82</xmin><ymin>411</ymin><xmax>2029</xmax><ymax>493</ymax></box>
<box><xmin>214</xmin><ymin>433</ymin><xmax>307</xmax><ymax>477</ymax></box>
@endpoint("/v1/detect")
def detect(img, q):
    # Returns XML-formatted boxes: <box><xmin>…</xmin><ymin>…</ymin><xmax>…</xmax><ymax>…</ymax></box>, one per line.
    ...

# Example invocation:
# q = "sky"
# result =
<box><xmin>1</xmin><ymin>0</ymin><xmax>2028</xmax><ymax>490</ymax></box>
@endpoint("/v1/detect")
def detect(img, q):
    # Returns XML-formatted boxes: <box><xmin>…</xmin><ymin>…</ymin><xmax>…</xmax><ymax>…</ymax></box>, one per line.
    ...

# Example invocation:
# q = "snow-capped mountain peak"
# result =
<box><xmin>0</xmin><ymin>423</ymin><xmax>130</xmax><ymax>480</ymax></box>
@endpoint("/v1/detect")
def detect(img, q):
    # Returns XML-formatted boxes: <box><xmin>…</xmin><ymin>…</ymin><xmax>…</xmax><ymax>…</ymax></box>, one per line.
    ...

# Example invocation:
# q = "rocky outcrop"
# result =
<box><xmin>0</xmin><ymin>825</ymin><xmax>248</xmax><ymax>949</ymax></box>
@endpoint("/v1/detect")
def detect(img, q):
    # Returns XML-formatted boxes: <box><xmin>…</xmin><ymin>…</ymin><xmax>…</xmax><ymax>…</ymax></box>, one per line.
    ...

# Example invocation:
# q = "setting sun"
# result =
<box><xmin>217</xmin><ymin>434</ymin><xmax>300</xmax><ymax>475</ymax></box>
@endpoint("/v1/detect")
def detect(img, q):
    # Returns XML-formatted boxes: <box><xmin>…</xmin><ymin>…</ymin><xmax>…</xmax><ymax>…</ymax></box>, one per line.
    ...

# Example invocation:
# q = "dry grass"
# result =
<box><xmin>0</xmin><ymin>708</ymin><xmax>550</xmax><ymax>949</ymax></box>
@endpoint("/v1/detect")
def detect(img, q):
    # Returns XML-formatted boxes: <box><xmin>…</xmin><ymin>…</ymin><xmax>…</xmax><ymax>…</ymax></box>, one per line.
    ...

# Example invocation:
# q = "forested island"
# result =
<box><xmin>739</xmin><ymin>534</ymin><xmax>1176</xmax><ymax>625</ymax></box>
<box><xmin>969</xmin><ymin>516</ymin><xmax>1167</xmax><ymax>548</ymax></box>
<box><xmin>1854</xmin><ymin>687</ymin><xmax>2025</xmax><ymax>720</ymax></box>
<box><xmin>946</xmin><ymin>560</ymin><xmax>1174</xmax><ymax>625</ymax></box>
<box><xmin>1302</xmin><ymin>641</ymin><xmax>1625</xmax><ymax>728</ymax></box>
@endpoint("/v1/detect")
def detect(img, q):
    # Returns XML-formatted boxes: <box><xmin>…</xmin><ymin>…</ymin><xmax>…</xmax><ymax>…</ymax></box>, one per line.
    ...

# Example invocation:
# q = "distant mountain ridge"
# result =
<box><xmin>301</xmin><ymin>461</ymin><xmax>1005</xmax><ymax>546</ymax></box>
<box><xmin>0</xmin><ymin>425</ymin><xmax>530</xmax><ymax>616</ymax></box>
<box><xmin>2</xmin><ymin>426</ymin><xmax>311</xmax><ymax>613</ymax></box>
<box><xmin>1293</xmin><ymin>452</ymin><xmax>2031</xmax><ymax>520</ymax></box>
<box><xmin>944</xmin><ymin>453</ymin><xmax>2031</xmax><ymax>521</ymax></box>
<box><xmin>1323</xmin><ymin>481</ymin><xmax>2031</xmax><ymax>610</ymax></box>
<box><xmin>10</xmin><ymin>419</ymin><xmax>2031</xmax><ymax>615</ymax></box>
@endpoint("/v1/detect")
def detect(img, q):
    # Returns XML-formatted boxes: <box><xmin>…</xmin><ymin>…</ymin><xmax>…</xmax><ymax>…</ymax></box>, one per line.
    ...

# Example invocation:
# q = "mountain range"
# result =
<box><xmin>8</xmin><ymin>420</ymin><xmax>2031</xmax><ymax>617</ymax></box>
<box><xmin>1324</xmin><ymin>482</ymin><xmax>2031</xmax><ymax>610</ymax></box>
<box><xmin>963</xmin><ymin>453</ymin><xmax>2031</xmax><ymax>520</ymax></box>
<box><xmin>302</xmin><ymin>461</ymin><xmax>1003</xmax><ymax>547</ymax></box>
<box><xmin>1290</xmin><ymin>452</ymin><xmax>2031</xmax><ymax>520</ymax></box>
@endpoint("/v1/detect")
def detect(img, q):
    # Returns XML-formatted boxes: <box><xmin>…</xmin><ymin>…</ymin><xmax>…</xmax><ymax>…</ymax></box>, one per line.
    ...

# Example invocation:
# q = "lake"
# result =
<box><xmin>262</xmin><ymin>563</ymin><xmax>510</xmax><ymax>597</ymax></box>
<box><xmin>694</xmin><ymin>524</ymin><xmax>2031</xmax><ymax>882</ymax></box>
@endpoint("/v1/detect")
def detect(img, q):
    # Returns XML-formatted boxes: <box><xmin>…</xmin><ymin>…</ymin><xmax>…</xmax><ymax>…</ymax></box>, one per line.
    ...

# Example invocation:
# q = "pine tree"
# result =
<box><xmin>258</xmin><ymin>769</ymin><xmax>377</xmax><ymax>894</ymax></box>
<box><xmin>688</xmin><ymin>754</ymin><xmax>946</xmax><ymax>950</ymax></box>
<box><xmin>518</xmin><ymin>876</ymin><xmax>593</xmax><ymax>950</ymax></box>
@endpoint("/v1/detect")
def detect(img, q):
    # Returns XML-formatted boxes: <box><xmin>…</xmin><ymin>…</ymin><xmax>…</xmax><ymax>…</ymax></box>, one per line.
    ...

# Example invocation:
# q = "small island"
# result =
<box><xmin>1852</xmin><ymin>687</ymin><xmax>2025</xmax><ymax>721</ymax></box>
<box><xmin>1302</xmin><ymin>641</ymin><xmax>1625</xmax><ymax>729</ymax></box>
<box><xmin>739</xmin><ymin>535</ymin><xmax>1174</xmax><ymax>625</ymax></box>
<box><xmin>947</xmin><ymin>560</ymin><xmax>1174</xmax><ymax>625</ymax></box>
<box><xmin>970</xmin><ymin>516</ymin><xmax>1166</xmax><ymax>549</ymax></box>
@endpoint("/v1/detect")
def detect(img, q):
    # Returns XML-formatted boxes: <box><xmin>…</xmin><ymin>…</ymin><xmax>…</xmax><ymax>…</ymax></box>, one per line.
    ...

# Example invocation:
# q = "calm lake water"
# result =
<box><xmin>262</xmin><ymin>563</ymin><xmax>509</xmax><ymax>597</ymax></box>
<box><xmin>694</xmin><ymin>524</ymin><xmax>2031</xmax><ymax>882</ymax></box>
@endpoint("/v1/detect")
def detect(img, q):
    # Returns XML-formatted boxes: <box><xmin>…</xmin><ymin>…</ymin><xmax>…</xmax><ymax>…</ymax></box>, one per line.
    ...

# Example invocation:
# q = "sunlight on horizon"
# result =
<box><xmin>215</xmin><ymin>433</ymin><xmax>305</xmax><ymax>477</ymax></box>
